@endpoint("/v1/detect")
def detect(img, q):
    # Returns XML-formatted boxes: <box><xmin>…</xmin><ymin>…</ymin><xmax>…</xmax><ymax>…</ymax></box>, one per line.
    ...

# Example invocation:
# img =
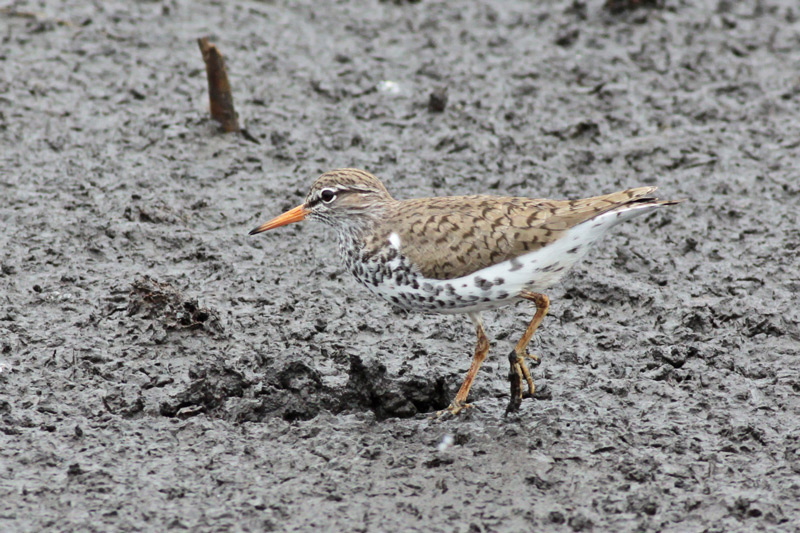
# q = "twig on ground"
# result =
<box><xmin>197</xmin><ymin>37</ymin><xmax>240</xmax><ymax>133</ymax></box>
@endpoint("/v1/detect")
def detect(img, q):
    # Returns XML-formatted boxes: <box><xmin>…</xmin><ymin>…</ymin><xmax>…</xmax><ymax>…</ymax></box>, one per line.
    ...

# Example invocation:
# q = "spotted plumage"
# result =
<box><xmin>250</xmin><ymin>168</ymin><xmax>683</xmax><ymax>415</ymax></box>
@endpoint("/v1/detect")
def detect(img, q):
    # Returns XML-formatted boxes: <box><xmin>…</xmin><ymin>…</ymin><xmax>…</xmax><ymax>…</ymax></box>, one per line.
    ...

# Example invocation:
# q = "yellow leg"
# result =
<box><xmin>507</xmin><ymin>292</ymin><xmax>549</xmax><ymax>413</ymax></box>
<box><xmin>438</xmin><ymin>313</ymin><xmax>489</xmax><ymax>416</ymax></box>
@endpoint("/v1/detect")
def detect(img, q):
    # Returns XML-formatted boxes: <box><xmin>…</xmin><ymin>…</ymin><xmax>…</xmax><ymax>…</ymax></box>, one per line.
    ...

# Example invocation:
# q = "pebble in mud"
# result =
<box><xmin>428</xmin><ymin>87</ymin><xmax>448</xmax><ymax>112</ymax></box>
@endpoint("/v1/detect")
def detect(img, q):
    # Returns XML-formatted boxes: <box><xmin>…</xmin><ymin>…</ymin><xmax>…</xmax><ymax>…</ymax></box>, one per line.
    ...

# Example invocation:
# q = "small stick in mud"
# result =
<box><xmin>197</xmin><ymin>37</ymin><xmax>240</xmax><ymax>133</ymax></box>
<box><xmin>0</xmin><ymin>7</ymin><xmax>75</xmax><ymax>26</ymax></box>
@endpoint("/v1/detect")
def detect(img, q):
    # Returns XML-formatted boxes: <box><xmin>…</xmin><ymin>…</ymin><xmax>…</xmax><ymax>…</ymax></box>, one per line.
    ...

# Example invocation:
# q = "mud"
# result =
<box><xmin>2</xmin><ymin>1</ymin><xmax>800</xmax><ymax>531</ymax></box>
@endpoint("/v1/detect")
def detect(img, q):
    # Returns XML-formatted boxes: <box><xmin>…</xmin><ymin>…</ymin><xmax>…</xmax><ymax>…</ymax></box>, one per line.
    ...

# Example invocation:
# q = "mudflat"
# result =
<box><xmin>2</xmin><ymin>1</ymin><xmax>798</xmax><ymax>531</ymax></box>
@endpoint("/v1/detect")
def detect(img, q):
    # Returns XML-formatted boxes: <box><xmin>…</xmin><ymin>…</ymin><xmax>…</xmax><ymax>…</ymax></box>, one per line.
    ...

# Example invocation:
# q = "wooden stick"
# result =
<box><xmin>197</xmin><ymin>37</ymin><xmax>240</xmax><ymax>133</ymax></box>
<box><xmin>0</xmin><ymin>8</ymin><xmax>75</xmax><ymax>26</ymax></box>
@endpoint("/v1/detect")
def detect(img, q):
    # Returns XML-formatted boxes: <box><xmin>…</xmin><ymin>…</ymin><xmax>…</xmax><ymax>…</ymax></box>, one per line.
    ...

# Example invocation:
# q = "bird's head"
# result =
<box><xmin>249</xmin><ymin>168</ymin><xmax>394</xmax><ymax>236</ymax></box>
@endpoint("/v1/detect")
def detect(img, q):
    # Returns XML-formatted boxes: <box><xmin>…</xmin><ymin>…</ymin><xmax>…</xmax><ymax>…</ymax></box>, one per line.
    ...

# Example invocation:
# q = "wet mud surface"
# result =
<box><xmin>2</xmin><ymin>1</ymin><xmax>800</xmax><ymax>531</ymax></box>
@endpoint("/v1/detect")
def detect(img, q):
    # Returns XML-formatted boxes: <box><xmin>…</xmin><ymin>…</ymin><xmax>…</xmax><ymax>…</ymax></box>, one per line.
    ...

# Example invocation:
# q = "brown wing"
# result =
<box><xmin>371</xmin><ymin>187</ymin><xmax>658</xmax><ymax>280</ymax></box>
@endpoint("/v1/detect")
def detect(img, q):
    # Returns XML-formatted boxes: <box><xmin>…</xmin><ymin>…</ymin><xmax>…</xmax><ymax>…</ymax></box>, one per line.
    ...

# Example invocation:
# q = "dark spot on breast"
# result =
<box><xmin>509</xmin><ymin>258</ymin><xmax>523</xmax><ymax>272</ymax></box>
<box><xmin>494</xmin><ymin>277</ymin><xmax>504</xmax><ymax>285</ymax></box>
<box><xmin>474</xmin><ymin>277</ymin><xmax>493</xmax><ymax>290</ymax></box>
<box><xmin>567</xmin><ymin>246</ymin><xmax>580</xmax><ymax>254</ymax></box>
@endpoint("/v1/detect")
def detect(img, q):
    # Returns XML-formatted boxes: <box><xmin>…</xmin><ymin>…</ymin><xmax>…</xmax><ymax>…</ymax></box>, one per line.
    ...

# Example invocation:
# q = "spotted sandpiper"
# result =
<box><xmin>250</xmin><ymin>168</ymin><xmax>682</xmax><ymax>415</ymax></box>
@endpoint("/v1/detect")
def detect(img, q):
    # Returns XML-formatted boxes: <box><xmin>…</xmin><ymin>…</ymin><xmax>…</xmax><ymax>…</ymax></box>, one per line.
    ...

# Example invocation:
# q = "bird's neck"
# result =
<box><xmin>332</xmin><ymin>201</ymin><xmax>394</xmax><ymax>255</ymax></box>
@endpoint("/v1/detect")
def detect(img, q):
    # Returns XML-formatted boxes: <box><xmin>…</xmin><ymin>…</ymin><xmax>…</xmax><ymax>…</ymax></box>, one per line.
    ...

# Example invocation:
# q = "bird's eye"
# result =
<box><xmin>320</xmin><ymin>189</ymin><xmax>337</xmax><ymax>204</ymax></box>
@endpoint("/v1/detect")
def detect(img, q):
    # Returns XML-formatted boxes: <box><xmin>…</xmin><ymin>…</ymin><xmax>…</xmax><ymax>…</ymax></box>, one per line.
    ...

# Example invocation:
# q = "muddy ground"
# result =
<box><xmin>2</xmin><ymin>0</ymin><xmax>800</xmax><ymax>531</ymax></box>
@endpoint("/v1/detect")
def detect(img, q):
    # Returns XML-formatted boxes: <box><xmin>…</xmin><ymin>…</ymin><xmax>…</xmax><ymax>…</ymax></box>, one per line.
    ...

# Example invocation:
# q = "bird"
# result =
<box><xmin>249</xmin><ymin>168</ymin><xmax>682</xmax><ymax>416</ymax></box>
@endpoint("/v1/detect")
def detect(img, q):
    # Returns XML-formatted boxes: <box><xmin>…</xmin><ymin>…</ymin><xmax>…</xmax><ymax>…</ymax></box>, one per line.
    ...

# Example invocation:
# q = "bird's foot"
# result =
<box><xmin>525</xmin><ymin>349</ymin><xmax>541</xmax><ymax>368</ymax></box>
<box><xmin>506</xmin><ymin>350</ymin><xmax>537</xmax><ymax>414</ymax></box>
<box><xmin>433</xmin><ymin>400</ymin><xmax>473</xmax><ymax>419</ymax></box>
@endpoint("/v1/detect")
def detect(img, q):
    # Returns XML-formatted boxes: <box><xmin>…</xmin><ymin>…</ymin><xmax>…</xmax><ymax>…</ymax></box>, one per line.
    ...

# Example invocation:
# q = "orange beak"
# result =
<box><xmin>249</xmin><ymin>204</ymin><xmax>309</xmax><ymax>235</ymax></box>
